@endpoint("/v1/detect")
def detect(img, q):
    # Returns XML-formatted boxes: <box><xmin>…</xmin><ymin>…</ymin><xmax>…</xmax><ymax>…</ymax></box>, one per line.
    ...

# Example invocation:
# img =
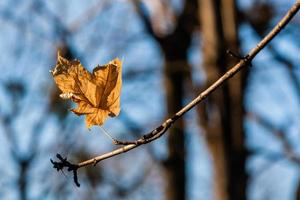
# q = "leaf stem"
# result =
<box><xmin>51</xmin><ymin>0</ymin><xmax>300</xmax><ymax>182</ymax></box>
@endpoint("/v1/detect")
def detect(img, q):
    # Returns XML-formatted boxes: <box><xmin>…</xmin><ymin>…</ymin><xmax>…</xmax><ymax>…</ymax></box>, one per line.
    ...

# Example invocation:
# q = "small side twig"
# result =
<box><xmin>51</xmin><ymin>0</ymin><xmax>300</xmax><ymax>185</ymax></box>
<box><xmin>50</xmin><ymin>154</ymin><xmax>80</xmax><ymax>187</ymax></box>
<box><xmin>248</xmin><ymin>112</ymin><xmax>300</xmax><ymax>164</ymax></box>
<box><xmin>226</xmin><ymin>49</ymin><xmax>252</xmax><ymax>66</ymax></box>
<box><xmin>226</xmin><ymin>49</ymin><xmax>245</xmax><ymax>60</ymax></box>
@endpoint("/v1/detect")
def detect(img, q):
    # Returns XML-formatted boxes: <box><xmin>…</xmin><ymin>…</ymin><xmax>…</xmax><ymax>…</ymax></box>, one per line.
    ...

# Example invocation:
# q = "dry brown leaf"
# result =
<box><xmin>50</xmin><ymin>52</ymin><xmax>122</xmax><ymax>128</ymax></box>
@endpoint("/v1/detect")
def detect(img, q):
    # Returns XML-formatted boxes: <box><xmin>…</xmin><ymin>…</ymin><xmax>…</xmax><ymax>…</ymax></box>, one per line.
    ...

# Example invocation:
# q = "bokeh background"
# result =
<box><xmin>1</xmin><ymin>0</ymin><xmax>300</xmax><ymax>199</ymax></box>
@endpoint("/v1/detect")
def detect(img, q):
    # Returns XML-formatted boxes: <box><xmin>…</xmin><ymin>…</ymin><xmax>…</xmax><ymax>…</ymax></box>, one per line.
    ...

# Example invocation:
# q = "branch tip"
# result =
<box><xmin>50</xmin><ymin>153</ymin><xmax>80</xmax><ymax>187</ymax></box>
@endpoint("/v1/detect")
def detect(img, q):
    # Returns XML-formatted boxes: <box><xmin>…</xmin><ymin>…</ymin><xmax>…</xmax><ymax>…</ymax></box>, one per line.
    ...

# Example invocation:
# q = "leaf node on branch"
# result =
<box><xmin>49</xmin><ymin>0</ymin><xmax>300</xmax><ymax>187</ymax></box>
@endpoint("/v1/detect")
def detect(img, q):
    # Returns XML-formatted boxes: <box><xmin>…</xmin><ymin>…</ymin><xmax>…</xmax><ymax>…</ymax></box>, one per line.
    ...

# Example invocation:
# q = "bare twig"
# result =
<box><xmin>247</xmin><ymin>111</ymin><xmax>300</xmax><ymax>181</ymax></box>
<box><xmin>69</xmin><ymin>0</ymin><xmax>110</xmax><ymax>33</ymax></box>
<box><xmin>50</xmin><ymin>154</ymin><xmax>80</xmax><ymax>187</ymax></box>
<box><xmin>248</xmin><ymin>112</ymin><xmax>300</xmax><ymax>164</ymax></box>
<box><xmin>51</xmin><ymin>0</ymin><xmax>300</xmax><ymax>186</ymax></box>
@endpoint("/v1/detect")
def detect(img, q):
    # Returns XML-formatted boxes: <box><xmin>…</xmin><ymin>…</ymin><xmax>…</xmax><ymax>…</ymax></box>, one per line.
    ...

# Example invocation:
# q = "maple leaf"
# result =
<box><xmin>50</xmin><ymin>52</ymin><xmax>122</xmax><ymax>128</ymax></box>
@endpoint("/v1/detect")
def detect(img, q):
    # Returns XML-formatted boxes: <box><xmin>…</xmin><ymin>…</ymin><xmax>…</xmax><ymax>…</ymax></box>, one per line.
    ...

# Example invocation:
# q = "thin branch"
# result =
<box><xmin>247</xmin><ymin>112</ymin><xmax>300</xmax><ymax>164</ymax></box>
<box><xmin>51</xmin><ymin>0</ymin><xmax>300</xmax><ymax>186</ymax></box>
<box><xmin>243</xmin><ymin>9</ymin><xmax>300</xmax><ymax>103</ymax></box>
<box><xmin>131</xmin><ymin>0</ymin><xmax>159</xmax><ymax>41</ymax></box>
<box><xmin>78</xmin><ymin>0</ymin><xmax>300</xmax><ymax>166</ymax></box>
<box><xmin>247</xmin><ymin>111</ymin><xmax>300</xmax><ymax>181</ymax></box>
<box><xmin>68</xmin><ymin>0</ymin><xmax>111</xmax><ymax>33</ymax></box>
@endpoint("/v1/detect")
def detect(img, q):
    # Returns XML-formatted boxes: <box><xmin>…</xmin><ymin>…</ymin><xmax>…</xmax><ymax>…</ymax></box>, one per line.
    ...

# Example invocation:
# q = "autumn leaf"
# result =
<box><xmin>50</xmin><ymin>52</ymin><xmax>122</xmax><ymax>128</ymax></box>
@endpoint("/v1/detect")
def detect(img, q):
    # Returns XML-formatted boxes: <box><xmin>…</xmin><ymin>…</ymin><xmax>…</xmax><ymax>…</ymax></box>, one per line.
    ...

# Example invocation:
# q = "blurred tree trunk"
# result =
<box><xmin>160</xmin><ymin>1</ymin><xmax>198</xmax><ymax>200</ymax></box>
<box><xmin>19</xmin><ymin>158</ymin><xmax>34</xmax><ymax>200</ymax></box>
<box><xmin>134</xmin><ymin>0</ymin><xmax>198</xmax><ymax>199</ymax></box>
<box><xmin>163</xmin><ymin>59</ymin><xmax>187</xmax><ymax>200</ymax></box>
<box><xmin>198</xmin><ymin>0</ymin><xmax>248</xmax><ymax>199</ymax></box>
<box><xmin>296</xmin><ymin>182</ymin><xmax>300</xmax><ymax>200</ymax></box>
